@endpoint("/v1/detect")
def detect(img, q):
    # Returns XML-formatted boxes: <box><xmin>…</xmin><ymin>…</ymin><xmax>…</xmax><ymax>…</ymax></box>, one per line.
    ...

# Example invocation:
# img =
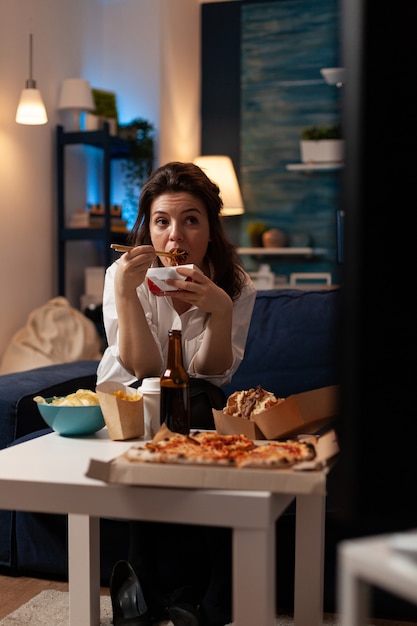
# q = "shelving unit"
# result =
<box><xmin>56</xmin><ymin>123</ymin><xmax>130</xmax><ymax>296</ymax></box>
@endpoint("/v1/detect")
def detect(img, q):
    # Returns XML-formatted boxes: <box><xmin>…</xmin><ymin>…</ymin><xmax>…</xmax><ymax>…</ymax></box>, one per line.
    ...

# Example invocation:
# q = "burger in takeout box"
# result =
<box><xmin>213</xmin><ymin>384</ymin><xmax>340</xmax><ymax>440</ymax></box>
<box><xmin>96</xmin><ymin>381</ymin><xmax>144</xmax><ymax>440</ymax></box>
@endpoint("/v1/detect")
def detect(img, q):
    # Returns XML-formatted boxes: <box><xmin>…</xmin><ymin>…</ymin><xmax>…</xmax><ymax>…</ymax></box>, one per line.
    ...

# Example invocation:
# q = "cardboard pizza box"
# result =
<box><xmin>213</xmin><ymin>384</ymin><xmax>340</xmax><ymax>440</ymax></box>
<box><xmin>86</xmin><ymin>429</ymin><xmax>340</xmax><ymax>493</ymax></box>
<box><xmin>96</xmin><ymin>381</ymin><xmax>144</xmax><ymax>441</ymax></box>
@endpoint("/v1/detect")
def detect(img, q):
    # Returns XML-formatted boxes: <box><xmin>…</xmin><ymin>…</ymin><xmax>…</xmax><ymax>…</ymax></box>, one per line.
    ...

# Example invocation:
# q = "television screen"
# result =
<box><xmin>335</xmin><ymin>0</ymin><xmax>417</xmax><ymax>535</ymax></box>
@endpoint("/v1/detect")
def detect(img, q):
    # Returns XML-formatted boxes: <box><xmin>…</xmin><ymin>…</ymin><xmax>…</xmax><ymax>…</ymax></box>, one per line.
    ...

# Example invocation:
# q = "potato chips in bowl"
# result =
<box><xmin>34</xmin><ymin>389</ymin><xmax>105</xmax><ymax>436</ymax></box>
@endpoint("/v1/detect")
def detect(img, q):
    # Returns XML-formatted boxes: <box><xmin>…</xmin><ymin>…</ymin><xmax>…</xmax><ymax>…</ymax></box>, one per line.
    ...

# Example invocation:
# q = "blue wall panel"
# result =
<box><xmin>240</xmin><ymin>0</ymin><xmax>342</xmax><ymax>282</ymax></box>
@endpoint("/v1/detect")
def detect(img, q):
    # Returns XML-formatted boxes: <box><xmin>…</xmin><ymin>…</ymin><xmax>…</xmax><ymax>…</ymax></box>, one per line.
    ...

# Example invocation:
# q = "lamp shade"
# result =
<box><xmin>58</xmin><ymin>78</ymin><xmax>95</xmax><ymax>111</ymax></box>
<box><xmin>15</xmin><ymin>33</ymin><xmax>48</xmax><ymax>125</ymax></box>
<box><xmin>16</xmin><ymin>88</ymin><xmax>48</xmax><ymax>125</ymax></box>
<box><xmin>193</xmin><ymin>155</ymin><xmax>244</xmax><ymax>216</ymax></box>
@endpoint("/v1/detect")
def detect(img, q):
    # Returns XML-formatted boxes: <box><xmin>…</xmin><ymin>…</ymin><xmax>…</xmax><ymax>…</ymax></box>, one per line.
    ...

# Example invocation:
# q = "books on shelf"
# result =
<box><xmin>69</xmin><ymin>205</ymin><xmax>128</xmax><ymax>232</ymax></box>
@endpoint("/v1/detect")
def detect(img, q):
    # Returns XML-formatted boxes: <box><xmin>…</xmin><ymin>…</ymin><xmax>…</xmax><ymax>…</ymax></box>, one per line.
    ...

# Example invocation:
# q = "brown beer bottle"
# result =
<box><xmin>160</xmin><ymin>329</ymin><xmax>190</xmax><ymax>434</ymax></box>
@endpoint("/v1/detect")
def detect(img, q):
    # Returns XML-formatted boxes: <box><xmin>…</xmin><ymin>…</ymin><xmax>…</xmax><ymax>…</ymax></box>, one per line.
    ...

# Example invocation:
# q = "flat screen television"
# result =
<box><xmin>335</xmin><ymin>0</ymin><xmax>417</xmax><ymax>536</ymax></box>
<box><xmin>201</xmin><ymin>0</ymin><xmax>417</xmax><ymax>536</ymax></box>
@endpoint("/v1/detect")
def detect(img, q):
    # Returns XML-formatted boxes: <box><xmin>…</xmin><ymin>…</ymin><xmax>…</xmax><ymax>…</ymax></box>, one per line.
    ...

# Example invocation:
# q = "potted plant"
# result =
<box><xmin>246</xmin><ymin>221</ymin><xmax>268</xmax><ymax>247</ymax></box>
<box><xmin>85</xmin><ymin>88</ymin><xmax>119</xmax><ymax>135</ymax></box>
<box><xmin>118</xmin><ymin>118</ymin><xmax>155</xmax><ymax>219</ymax></box>
<box><xmin>300</xmin><ymin>123</ymin><xmax>344</xmax><ymax>164</ymax></box>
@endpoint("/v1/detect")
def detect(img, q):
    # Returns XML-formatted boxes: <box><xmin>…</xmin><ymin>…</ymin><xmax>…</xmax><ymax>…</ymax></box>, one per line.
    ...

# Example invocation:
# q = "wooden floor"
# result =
<box><xmin>0</xmin><ymin>573</ymin><xmax>110</xmax><ymax>621</ymax></box>
<box><xmin>0</xmin><ymin>572</ymin><xmax>416</xmax><ymax>625</ymax></box>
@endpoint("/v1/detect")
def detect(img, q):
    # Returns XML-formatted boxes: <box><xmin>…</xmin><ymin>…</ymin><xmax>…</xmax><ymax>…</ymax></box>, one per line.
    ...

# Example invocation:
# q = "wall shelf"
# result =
<box><xmin>237</xmin><ymin>247</ymin><xmax>326</xmax><ymax>258</ymax></box>
<box><xmin>286</xmin><ymin>162</ymin><xmax>344</xmax><ymax>172</ymax></box>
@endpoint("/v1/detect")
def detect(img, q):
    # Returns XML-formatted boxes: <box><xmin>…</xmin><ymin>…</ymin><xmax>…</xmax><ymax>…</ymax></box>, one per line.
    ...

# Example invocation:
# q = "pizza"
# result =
<box><xmin>223</xmin><ymin>385</ymin><xmax>285</xmax><ymax>419</ymax></box>
<box><xmin>124</xmin><ymin>431</ymin><xmax>316</xmax><ymax>469</ymax></box>
<box><xmin>235</xmin><ymin>440</ymin><xmax>316</xmax><ymax>468</ymax></box>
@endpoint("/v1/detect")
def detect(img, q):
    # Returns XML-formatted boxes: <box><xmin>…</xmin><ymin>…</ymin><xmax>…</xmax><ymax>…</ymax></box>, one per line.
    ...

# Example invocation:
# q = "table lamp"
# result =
<box><xmin>193</xmin><ymin>155</ymin><xmax>244</xmax><ymax>216</ymax></box>
<box><xmin>57</xmin><ymin>78</ymin><xmax>95</xmax><ymax>130</ymax></box>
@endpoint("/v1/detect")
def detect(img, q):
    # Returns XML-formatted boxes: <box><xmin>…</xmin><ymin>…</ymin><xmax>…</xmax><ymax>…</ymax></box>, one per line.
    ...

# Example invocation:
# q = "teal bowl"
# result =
<box><xmin>36</xmin><ymin>398</ymin><xmax>105</xmax><ymax>436</ymax></box>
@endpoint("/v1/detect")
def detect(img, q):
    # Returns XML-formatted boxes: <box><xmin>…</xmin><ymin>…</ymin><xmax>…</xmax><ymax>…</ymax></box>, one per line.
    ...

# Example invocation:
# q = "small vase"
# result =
<box><xmin>262</xmin><ymin>229</ymin><xmax>286</xmax><ymax>248</ymax></box>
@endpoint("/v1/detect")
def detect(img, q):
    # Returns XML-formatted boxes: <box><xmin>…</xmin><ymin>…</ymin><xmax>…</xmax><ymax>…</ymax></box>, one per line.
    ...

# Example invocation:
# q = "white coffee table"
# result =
<box><xmin>0</xmin><ymin>429</ymin><xmax>330</xmax><ymax>626</ymax></box>
<box><xmin>338</xmin><ymin>531</ymin><xmax>417</xmax><ymax>626</ymax></box>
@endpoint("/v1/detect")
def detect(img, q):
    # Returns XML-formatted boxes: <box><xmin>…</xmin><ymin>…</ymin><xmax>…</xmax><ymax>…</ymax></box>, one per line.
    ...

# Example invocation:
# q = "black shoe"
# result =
<box><xmin>110</xmin><ymin>560</ymin><xmax>151</xmax><ymax>626</ymax></box>
<box><xmin>167</xmin><ymin>602</ymin><xmax>202</xmax><ymax>626</ymax></box>
<box><xmin>166</xmin><ymin>586</ymin><xmax>202</xmax><ymax>626</ymax></box>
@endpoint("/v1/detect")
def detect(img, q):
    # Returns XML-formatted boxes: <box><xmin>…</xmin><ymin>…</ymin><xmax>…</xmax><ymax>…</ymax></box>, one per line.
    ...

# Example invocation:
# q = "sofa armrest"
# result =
<box><xmin>0</xmin><ymin>360</ymin><xmax>99</xmax><ymax>449</ymax></box>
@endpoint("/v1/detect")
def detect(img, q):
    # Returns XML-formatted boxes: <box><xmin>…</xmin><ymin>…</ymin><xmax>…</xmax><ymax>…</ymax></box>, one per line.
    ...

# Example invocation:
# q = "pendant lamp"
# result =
<box><xmin>16</xmin><ymin>33</ymin><xmax>48</xmax><ymax>125</ymax></box>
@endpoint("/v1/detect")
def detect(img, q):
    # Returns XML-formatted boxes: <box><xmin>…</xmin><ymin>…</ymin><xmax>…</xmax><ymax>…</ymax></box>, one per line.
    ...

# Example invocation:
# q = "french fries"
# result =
<box><xmin>112</xmin><ymin>389</ymin><xmax>141</xmax><ymax>401</ymax></box>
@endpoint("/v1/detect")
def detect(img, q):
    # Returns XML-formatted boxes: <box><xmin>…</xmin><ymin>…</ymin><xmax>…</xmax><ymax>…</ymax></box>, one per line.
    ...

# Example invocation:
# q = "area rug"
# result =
<box><xmin>0</xmin><ymin>590</ymin><xmax>413</xmax><ymax>626</ymax></box>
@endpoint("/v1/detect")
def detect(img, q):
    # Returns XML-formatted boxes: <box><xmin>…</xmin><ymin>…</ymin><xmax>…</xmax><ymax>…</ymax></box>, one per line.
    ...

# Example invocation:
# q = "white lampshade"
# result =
<box><xmin>58</xmin><ymin>78</ymin><xmax>94</xmax><ymax>110</ymax></box>
<box><xmin>16</xmin><ymin>88</ymin><xmax>48</xmax><ymax>125</ymax></box>
<box><xmin>193</xmin><ymin>155</ymin><xmax>244</xmax><ymax>216</ymax></box>
<box><xmin>58</xmin><ymin>78</ymin><xmax>95</xmax><ymax>130</ymax></box>
<box><xmin>15</xmin><ymin>33</ymin><xmax>48</xmax><ymax>126</ymax></box>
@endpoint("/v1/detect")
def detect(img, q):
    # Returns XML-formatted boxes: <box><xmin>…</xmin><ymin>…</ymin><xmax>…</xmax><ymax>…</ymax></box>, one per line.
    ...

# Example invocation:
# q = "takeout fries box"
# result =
<box><xmin>213</xmin><ymin>385</ymin><xmax>340</xmax><ymax>440</ymax></box>
<box><xmin>96</xmin><ymin>382</ymin><xmax>144</xmax><ymax>441</ymax></box>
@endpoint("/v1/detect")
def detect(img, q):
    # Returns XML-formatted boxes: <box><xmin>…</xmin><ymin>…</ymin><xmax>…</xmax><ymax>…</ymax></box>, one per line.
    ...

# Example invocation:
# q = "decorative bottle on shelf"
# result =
<box><xmin>160</xmin><ymin>329</ymin><xmax>190</xmax><ymax>434</ymax></box>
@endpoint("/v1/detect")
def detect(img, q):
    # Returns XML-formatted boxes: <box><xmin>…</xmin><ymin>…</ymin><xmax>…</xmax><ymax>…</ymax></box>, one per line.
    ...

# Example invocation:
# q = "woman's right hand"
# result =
<box><xmin>114</xmin><ymin>245</ymin><xmax>156</xmax><ymax>297</ymax></box>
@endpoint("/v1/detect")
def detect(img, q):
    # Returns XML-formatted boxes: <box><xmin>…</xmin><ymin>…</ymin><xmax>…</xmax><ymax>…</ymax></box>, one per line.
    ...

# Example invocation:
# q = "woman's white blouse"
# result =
<box><xmin>96</xmin><ymin>261</ymin><xmax>257</xmax><ymax>387</ymax></box>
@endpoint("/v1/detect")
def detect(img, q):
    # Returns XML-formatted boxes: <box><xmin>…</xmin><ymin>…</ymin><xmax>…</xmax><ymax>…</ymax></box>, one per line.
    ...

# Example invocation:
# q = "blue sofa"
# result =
<box><xmin>0</xmin><ymin>288</ymin><xmax>341</xmax><ymax>609</ymax></box>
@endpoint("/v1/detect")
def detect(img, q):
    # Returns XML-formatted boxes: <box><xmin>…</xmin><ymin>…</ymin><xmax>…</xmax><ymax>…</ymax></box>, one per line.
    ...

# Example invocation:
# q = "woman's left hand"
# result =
<box><xmin>165</xmin><ymin>266</ymin><xmax>232</xmax><ymax>314</ymax></box>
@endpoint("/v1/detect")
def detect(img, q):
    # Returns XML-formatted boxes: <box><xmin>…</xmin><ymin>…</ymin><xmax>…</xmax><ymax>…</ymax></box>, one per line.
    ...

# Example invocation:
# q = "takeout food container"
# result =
<box><xmin>146</xmin><ymin>265</ymin><xmax>202</xmax><ymax>296</ymax></box>
<box><xmin>213</xmin><ymin>385</ymin><xmax>340</xmax><ymax>440</ymax></box>
<box><xmin>96</xmin><ymin>381</ymin><xmax>144</xmax><ymax>440</ymax></box>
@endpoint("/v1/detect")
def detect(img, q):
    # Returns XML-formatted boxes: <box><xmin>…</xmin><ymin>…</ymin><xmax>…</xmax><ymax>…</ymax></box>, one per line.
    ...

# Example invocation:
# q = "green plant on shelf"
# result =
<box><xmin>118</xmin><ymin>118</ymin><xmax>155</xmax><ymax>223</ymax></box>
<box><xmin>301</xmin><ymin>123</ymin><xmax>342</xmax><ymax>140</ymax></box>
<box><xmin>92</xmin><ymin>88</ymin><xmax>119</xmax><ymax>122</ymax></box>
<box><xmin>246</xmin><ymin>221</ymin><xmax>268</xmax><ymax>247</ymax></box>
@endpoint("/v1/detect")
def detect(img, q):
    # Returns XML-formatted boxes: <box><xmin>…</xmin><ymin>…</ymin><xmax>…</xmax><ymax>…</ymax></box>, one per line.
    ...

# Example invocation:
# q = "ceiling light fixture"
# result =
<box><xmin>16</xmin><ymin>33</ymin><xmax>48</xmax><ymax>125</ymax></box>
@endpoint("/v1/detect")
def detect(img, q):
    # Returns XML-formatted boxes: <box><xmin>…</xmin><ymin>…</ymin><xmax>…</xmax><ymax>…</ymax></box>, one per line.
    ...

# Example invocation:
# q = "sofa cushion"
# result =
<box><xmin>223</xmin><ymin>288</ymin><xmax>341</xmax><ymax>398</ymax></box>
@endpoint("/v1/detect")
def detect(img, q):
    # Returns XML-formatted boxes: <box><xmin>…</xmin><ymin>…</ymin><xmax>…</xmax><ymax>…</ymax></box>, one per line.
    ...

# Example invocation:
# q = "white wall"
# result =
<box><xmin>0</xmin><ymin>0</ymin><xmax>201</xmax><ymax>362</ymax></box>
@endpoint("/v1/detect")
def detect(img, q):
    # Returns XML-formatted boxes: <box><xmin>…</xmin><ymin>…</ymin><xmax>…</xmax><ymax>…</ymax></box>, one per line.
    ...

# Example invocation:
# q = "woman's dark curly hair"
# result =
<box><xmin>128</xmin><ymin>161</ymin><xmax>246</xmax><ymax>301</ymax></box>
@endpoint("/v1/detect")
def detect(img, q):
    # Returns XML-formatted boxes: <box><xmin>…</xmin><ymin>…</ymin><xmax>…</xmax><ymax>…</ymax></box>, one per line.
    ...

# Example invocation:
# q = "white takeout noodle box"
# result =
<box><xmin>146</xmin><ymin>264</ymin><xmax>202</xmax><ymax>296</ymax></box>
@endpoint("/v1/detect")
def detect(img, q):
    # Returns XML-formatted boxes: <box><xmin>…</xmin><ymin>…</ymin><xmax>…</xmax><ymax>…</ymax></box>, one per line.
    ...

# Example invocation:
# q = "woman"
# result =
<box><xmin>98</xmin><ymin>161</ymin><xmax>256</xmax><ymax>626</ymax></box>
